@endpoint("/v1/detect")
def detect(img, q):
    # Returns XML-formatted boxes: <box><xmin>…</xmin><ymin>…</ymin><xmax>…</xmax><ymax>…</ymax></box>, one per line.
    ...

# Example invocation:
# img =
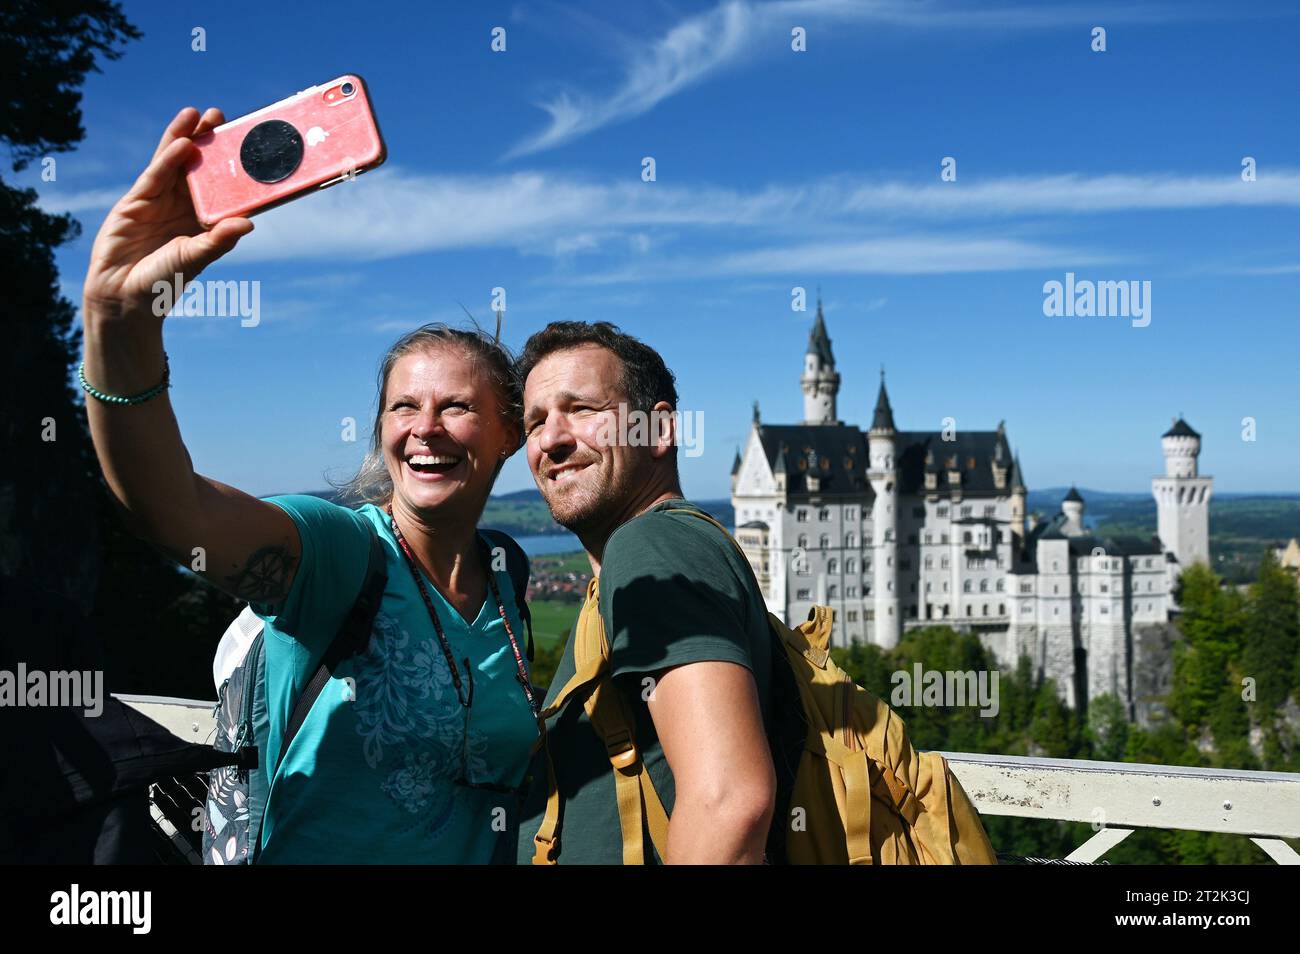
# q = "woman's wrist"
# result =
<box><xmin>81</xmin><ymin>305</ymin><xmax>169</xmax><ymax>398</ymax></box>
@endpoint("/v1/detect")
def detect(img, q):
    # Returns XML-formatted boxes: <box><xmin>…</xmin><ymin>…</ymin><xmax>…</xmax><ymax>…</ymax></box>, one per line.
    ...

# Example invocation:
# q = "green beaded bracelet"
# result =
<box><xmin>79</xmin><ymin>353</ymin><xmax>171</xmax><ymax>405</ymax></box>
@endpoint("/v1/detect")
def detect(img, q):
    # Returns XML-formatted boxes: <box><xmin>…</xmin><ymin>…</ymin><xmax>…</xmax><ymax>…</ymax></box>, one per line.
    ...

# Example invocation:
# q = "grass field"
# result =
<box><xmin>528</xmin><ymin>598</ymin><xmax>579</xmax><ymax>649</ymax></box>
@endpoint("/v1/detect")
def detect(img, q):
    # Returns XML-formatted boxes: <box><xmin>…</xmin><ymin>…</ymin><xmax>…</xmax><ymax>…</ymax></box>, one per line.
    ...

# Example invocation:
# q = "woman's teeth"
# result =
<box><xmin>407</xmin><ymin>453</ymin><xmax>461</xmax><ymax>473</ymax></box>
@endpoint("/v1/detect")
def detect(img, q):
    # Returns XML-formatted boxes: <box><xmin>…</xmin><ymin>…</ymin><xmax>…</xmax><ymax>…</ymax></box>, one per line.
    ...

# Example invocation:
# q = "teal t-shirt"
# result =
<box><xmin>515</xmin><ymin>499</ymin><xmax>772</xmax><ymax>864</ymax></box>
<box><xmin>250</xmin><ymin>494</ymin><xmax>538</xmax><ymax>864</ymax></box>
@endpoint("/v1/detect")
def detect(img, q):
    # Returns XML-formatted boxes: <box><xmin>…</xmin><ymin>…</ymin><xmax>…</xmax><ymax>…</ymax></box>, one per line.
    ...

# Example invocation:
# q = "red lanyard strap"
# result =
<box><xmin>386</xmin><ymin>504</ymin><xmax>537</xmax><ymax>716</ymax></box>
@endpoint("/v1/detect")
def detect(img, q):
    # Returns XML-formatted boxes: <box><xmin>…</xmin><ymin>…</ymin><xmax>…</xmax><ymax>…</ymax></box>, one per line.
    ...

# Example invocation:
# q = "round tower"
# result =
<box><xmin>1153</xmin><ymin>417</ymin><xmax>1212</xmax><ymax>574</ymax></box>
<box><xmin>801</xmin><ymin>299</ymin><xmax>840</xmax><ymax>425</ymax></box>
<box><xmin>868</xmin><ymin>373</ymin><xmax>900</xmax><ymax>648</ymax></box>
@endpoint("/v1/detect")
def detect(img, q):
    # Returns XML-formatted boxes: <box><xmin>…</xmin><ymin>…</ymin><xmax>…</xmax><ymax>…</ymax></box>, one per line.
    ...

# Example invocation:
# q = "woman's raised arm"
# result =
<box><xmin>82</xmin><ymin>107</ymin><xmax>301</xmax><ymax>605</ymax></box>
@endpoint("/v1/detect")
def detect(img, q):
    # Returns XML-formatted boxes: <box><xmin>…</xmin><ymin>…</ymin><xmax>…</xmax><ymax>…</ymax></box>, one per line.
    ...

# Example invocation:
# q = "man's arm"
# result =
<box><xmin>646</xmin><ymin>660</ymin><xmax>775</xmax><ymax>864</ymax></box>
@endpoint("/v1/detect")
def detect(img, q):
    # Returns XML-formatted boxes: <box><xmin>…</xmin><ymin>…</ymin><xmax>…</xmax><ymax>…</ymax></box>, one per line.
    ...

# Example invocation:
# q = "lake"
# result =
<box><xmin>510</xmin><ymin>533</ymin><xmax>583</xmax><ymax>556</ymax></box>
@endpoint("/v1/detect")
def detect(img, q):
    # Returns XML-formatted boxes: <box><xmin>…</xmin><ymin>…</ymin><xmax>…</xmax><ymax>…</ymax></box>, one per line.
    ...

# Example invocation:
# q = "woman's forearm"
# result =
<box><xmin>82</xmin><ymin>306</ymin><xmax>202</xmax><ymax>550</ymax></box>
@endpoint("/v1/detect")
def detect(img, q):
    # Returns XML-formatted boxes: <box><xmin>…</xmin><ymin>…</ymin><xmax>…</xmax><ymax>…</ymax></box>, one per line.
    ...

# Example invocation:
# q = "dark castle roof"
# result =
<box><xmin>806</xmin><ymin>302</ymin><xmax>834</xmax><ymax>366</ymax></box>
<box><xmin>754</xmin><ymin>423</ymin><xmax>1015</xmax><ymax>498</ymax></box>
<box><xmin>1163</xmin><ymin>417</ymin><xmax>1200</xmax><ymax>439</ymax></box>
<box><xmin>1064</xmin><ymin>486</ymin><xmax>1084</xmax><ymax>503</ymax></box>
<box><xmin>871</xmin><ymin>380</ymin><xmax>896</xmax><ymax>432</ymax></box>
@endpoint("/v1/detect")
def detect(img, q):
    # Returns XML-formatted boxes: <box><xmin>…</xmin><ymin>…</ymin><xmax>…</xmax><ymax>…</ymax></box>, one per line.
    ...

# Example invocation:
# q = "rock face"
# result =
<box><xmin>1133</xmin><ymin>622</ymin><xmax>1179</xmax><ymax>728</ymax></box>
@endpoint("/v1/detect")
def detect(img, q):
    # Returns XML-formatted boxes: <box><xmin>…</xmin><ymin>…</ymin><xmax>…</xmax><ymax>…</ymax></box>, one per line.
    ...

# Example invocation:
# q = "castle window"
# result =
<box><xmin>848</xmin><ymin>611</ymin><xmax>858</xmax><ymax>622</ymax></box>
<box><xmin>828</xmin><ymin>559</ymin><xmax>838</xmax><ymax>573</ymax></box>
<box><xmin>1100</xmin><ymin>583</ymin><xmax>1109</xmax><ymax>593</ymax></box>
<box><xmin>797</xmin><ymin>534</ymin><xmax>808</xmax><ymax>548</ymax></box>
<box><xmin>796</xmin><ymin>588</ymin><xmax>811</xmax><ymax>600</ymax></box>
<box><xmin>963</xmin><ymin>580</ymin><xmax>973</xmax><ymax>593</ymax></box>
<box><xmin>907</xmin><ymin>605</ymin><xmax>918</xmax><ymax>618</ymax></box>
<box><xmin>1100</xmin><ymin>604</ymin><xmax>1109</xmax><ymax>615</ymax></box>
<box><xmin>963</xmin><ymin>531</ymin><xmax>973</xmax><ymax>544</ymax></box>
<box><xmin>996</xmin><ymin>579</ymin><xmax>1005</xmax><ymax>592</ymax></box>
<box><xmin>866</xmin><ymin>609</ymin><xmax>875</xmax><ymax>621</ymax></box>
<box><xmin>884</xmin><ymin>529</ymin><xmax>894</xmax><ymax>542</ymax></box>
<box><xmin>820</xmin><ymin>534</ymin><xmax>830</xmax><ymax>550</ymax></box>
<box><xmin>965</xmin><ymin>605</ymin><xmax>972</xmax><ymax>616</ymax></box>
<box><xmin>865</xmin><ymin>584</ymin><xmax>872</xmax><ymax>595</ymax></box>
<box><xmin>941</xmin><ymin>557</ymin><xmax>950</xmax><ymax>569</ymax></box>
<box><xmin>961</xmin><ymin>506</ymin><xmax>973</xmax><ymax>517</ymax></box>
<box><xmin>925</xmin><ymin>581</ymin><xmax>932</xmax><ymax>593</ymax></box>
<box><xmin>924</xmin><ymin>556</ymin><xmax>933</xmax><ymax>569</ymax></box>
<box><xmin>797</xmin><ymin>509</ymin><xmax>808</xmax><ymax>523</ymax></box>
<box><xmin>846</xmin><ymin>532</ymin><xmax>856</xmax><ymax>548</ymax></box>
<box><xmin>845</xmin><ymin>507</ymin><xmax>855</xmax><ymax>520</ymax></box>
<box><xmin>984</xmin><ymin>505</ymin><xmax>995</xmax><ymax>517</ymax></box>
<box><xmin>941</xmin><ymin>533</ymin><xmax>950</xmax><ymax>544</ymax></box>
<box><xmin>982</xmin><ymin>604</ymin><xmax>988</xmax><ymax>616</ymax></box>
<box><xmin>829</xmin><ymin>585</ymin><xmax>838</xmax><ymax>598</ymax></box>
<box><xmin>1020</xmin><ymin>583</ymin><xmax>1032</xmax><ymax>594</ymax></box>
<box><xmin>819</xmin><ymin>508</ymin><xmax>830</xmax><ymax>522</ymax></box>
<box><xmin>942</xmin><ymin>582</ymin><xmax>949</xmax><ymax>592</ymax></box>
<box><xmin>846</xmin><ymin>558</ymin><xmax>856</xmax><ymax>573</ymax></box>
<box><xmin>1021</xmin><ymin>602</ymin><xmax>1031</xmax><ymax>613</ymax></box>
<box><xmin>937</xmin><ymin>506</ymin><xmax>949</xmax><ymax>518</ymax></box>
<box><xmin>848</xmin><ymin>586</ymin><xmax>858</xmax><ymax>598</ymax></box>
<box><xmin>998</xmin><ymin>603</ymin><xmax>1005</xmax><ymax>615</ymax></box>
<box><xmin>979</xmin><ymin>579</ymin><xmax>989</xmax><ymax>593</ymax></box>
<box><xmin>924</xmin><ymin>532</ymin><xmax>932</xmax><ymax>545</ymax></box>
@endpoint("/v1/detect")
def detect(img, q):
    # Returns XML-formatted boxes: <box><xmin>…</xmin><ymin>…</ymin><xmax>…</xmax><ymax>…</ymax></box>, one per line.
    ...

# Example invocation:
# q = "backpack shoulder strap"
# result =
<box><xmin>479</xmin><ymin>528</ymin><xmax>534</xmax><ymax>661</ymax></box>
<box><xmin>275</xmin><ymin>520</ymin><xmax>387</xmax><ymax>776</ymax></box>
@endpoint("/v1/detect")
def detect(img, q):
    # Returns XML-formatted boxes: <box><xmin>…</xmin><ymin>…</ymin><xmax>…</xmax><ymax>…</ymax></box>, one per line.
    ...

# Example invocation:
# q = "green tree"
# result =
<box><xmin>1243</xmin><ymin>548</ymin><xmax>1299</xmax><ymax>713</ymax></box>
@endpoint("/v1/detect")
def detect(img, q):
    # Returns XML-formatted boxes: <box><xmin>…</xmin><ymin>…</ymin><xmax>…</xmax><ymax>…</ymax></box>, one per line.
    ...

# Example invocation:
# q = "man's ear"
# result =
<box><xmin>650</xmin><ymin>400</ymin><xmax>677</xmax><ymax>460</ymax></box>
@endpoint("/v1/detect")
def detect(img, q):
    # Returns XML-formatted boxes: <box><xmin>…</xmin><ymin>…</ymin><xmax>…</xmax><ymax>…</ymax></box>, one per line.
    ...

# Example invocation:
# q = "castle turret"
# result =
<box><xmin>1061</xmin><ymin>486</ymin><xmax>1085</xmax><ymax>536</ymax></box>
<box><xmin>867</xmin><ymin>373</ymin><xmax>900</xmax><ymax>648</ymax></box>
<box><xmin>1010</xmin><ymin>450</ymin><xmax>1028</xmax><ymax>542</ymax></box>
<box><xmin>801</xmin><ymin>300</ymin><xmax>840</xmax><ymax>425</ymax></box>
<box><xmin>1152</xmin><ymin>417</ymin><xmax>1212</xmax><ymax>574</ymax></box>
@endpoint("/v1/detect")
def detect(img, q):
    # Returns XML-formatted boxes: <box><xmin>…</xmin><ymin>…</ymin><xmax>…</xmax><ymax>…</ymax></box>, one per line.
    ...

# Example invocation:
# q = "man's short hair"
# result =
<box><xmin>518</xmin><ymin>320</ymin><xmax>678</xmax><ymax>414</ymax></box>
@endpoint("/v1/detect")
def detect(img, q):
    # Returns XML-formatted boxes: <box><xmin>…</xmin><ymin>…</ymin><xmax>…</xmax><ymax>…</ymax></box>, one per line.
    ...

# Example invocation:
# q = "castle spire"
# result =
<box><xmin>870</xmin><ymin>372</ymin><xmax>896</xmax><ymax>433</ymax></box>
<box><xmin>801</xmin><ymin>301</ymin><xmax>840</xmax><ymax>425</ymax></box>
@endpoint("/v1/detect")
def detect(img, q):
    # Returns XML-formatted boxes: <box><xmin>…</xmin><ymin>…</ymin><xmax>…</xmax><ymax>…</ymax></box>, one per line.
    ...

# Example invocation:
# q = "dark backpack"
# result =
<box><xmin>202</xmin><ymin>524</ymin><xmax>532</xmax><ymax>865</ymax></box>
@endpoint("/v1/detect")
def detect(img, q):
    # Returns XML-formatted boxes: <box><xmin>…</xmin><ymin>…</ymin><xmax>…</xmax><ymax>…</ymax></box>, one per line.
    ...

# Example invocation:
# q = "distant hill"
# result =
<box><xmin>292</xmin><ymin>485</ymin><xmax>1300</xmax><ymax>578</ymax></box>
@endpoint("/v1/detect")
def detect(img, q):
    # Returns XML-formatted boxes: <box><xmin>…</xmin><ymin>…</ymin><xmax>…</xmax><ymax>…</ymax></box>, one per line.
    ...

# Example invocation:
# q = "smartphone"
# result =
<box><xmin>185</xmin><ymin>74</ymin><xmax>386</xmax><ymax>228</ymax></box>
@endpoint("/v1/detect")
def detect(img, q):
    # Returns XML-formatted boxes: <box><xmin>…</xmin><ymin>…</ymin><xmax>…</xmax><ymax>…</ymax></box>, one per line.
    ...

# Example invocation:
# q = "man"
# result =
<box><xmin>514</xmin><ymin>321</ymin><xmax>776</xmax><ymax>864</ymax></box>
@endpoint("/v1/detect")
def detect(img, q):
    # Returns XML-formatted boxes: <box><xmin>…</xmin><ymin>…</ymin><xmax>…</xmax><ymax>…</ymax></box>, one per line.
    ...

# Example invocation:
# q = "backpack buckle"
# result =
<box><xmin>603</xmin><ymin>730</ymin><xmax>640</xmax><ymax>772</ymax></box>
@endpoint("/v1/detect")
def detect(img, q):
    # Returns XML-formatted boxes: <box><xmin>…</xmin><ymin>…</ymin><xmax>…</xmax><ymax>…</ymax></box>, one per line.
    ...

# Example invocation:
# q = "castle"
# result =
<box><xmin>730</xmin><ymin>304</ymin><xmax>1212</xmax><ymax>715</ymax></box>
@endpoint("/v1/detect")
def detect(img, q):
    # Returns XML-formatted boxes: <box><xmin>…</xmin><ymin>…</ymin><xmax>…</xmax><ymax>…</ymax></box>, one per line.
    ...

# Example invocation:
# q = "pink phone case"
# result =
<box><xmin>185</xmin><ymin>74</ymin><xmax>386</xmax><ymax>228</ymax></box>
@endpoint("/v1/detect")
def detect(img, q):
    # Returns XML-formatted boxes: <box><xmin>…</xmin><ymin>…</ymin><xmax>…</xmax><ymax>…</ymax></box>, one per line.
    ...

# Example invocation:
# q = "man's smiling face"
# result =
<box><xmin>523</xmin><ymin>344</ymin><xmax>644</xmax><ymax>534</ymax></box>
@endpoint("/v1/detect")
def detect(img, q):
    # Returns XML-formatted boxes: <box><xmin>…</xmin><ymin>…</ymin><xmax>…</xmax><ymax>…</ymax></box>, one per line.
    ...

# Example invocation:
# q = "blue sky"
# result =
<box><xmin>27</xmin><ymin>0</ymin><xmax>1300</xmax><ymax>498</ymax></box>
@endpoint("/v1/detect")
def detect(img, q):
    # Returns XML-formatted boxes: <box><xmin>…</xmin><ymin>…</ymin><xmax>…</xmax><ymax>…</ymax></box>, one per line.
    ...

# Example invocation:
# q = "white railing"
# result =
<box><xmin>118</xmin><ymin>694</ymin><xmax>1300</xmax><ymax>864</ymax></box>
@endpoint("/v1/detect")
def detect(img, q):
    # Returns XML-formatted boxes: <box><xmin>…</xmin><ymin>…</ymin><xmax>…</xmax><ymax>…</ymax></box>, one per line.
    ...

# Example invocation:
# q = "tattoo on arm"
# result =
<box><xmin>225</xmin><ymin>546</ymin><xmax>298</xmax><ymax>603</ymax></box>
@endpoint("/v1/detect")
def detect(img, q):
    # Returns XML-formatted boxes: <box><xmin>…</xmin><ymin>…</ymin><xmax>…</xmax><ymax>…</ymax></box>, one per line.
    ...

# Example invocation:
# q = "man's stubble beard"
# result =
<box><xmin>540</xmin><ymin>459</ymin><xmax>637</xmax><ymax>541</ymax></box>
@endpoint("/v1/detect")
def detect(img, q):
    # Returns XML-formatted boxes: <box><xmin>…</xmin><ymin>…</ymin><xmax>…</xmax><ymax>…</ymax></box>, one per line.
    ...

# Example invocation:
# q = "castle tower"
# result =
<box><xmin>1152</xmin><ymin>417</ymin><xmax>1212</xmax><ymax>572</ymax></box>
<box><xmin>1009</xmin><ymin>451</ymin><xmax>1028</xmax><ymax>542</ymax></box>
<box><xmin>801</xmin><ymin>299</ymin><xmax>840</xmax><ymax>425</ymax></box>
<box><xmin>1061</xmin><ymin>486</ymin><xmax>1085</xmax><ymax>536</ymax></box>
<box><xmin>867</xmin><ymin>374</ymin><xmax>900</xmax><ymax>648</ymax></box>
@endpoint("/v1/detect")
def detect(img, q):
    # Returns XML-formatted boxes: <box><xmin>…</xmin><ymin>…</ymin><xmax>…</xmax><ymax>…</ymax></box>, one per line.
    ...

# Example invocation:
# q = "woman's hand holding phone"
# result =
<box><xmin>83</xmin><ymin>106</ymin><xmax>253</xmax><ymax>331</ymax></box>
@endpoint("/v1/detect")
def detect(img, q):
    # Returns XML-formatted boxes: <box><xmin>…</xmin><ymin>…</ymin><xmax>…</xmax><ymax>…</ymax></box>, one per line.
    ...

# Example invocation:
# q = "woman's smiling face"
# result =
<box><xmin>382</xmin><ymin>346</ymin><xmax>515</xmax><ymax>519</ymax></box>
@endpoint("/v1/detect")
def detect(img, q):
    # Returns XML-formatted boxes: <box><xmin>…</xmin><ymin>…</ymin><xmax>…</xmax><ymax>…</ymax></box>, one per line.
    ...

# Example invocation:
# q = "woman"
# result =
<box><xmin>80</xmin><ymin>107</ymin><xmax>538</xmax><ymax>863</ymax></box>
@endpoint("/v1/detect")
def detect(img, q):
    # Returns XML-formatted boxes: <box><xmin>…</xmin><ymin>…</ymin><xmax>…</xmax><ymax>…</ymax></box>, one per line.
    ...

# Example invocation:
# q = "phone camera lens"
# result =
<box><xmin>341</xmin><ymin>82</ymin><xmax>355</xmax><ymax>96</ymax></box>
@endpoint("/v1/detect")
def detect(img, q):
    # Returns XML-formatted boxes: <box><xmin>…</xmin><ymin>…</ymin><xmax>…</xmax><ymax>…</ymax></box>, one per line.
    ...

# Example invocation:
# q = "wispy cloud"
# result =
<box><xmin>504</xmin><ymin>0</ymin><xmax>1198</xmax><ymax>159</ymax></box>
<box><xmin>42</xmin><ymin>165</ymin><xmax>1300</xmax><ymax>275</ymax></box>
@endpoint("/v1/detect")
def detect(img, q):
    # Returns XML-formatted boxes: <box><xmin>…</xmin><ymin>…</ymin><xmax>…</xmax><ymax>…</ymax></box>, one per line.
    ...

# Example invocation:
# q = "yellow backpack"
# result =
<box><xmin>532</xmin><ymin>508</ymin><xmax>998</xmax><ymax>865</ymax></box>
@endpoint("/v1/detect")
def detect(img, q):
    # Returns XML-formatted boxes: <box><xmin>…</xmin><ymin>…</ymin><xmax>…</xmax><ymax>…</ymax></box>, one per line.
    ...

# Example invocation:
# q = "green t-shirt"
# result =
<box><xmin>515</xmin><ymin>498</ymin><xmax>772</xmax><ymax>864</ymax></box>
